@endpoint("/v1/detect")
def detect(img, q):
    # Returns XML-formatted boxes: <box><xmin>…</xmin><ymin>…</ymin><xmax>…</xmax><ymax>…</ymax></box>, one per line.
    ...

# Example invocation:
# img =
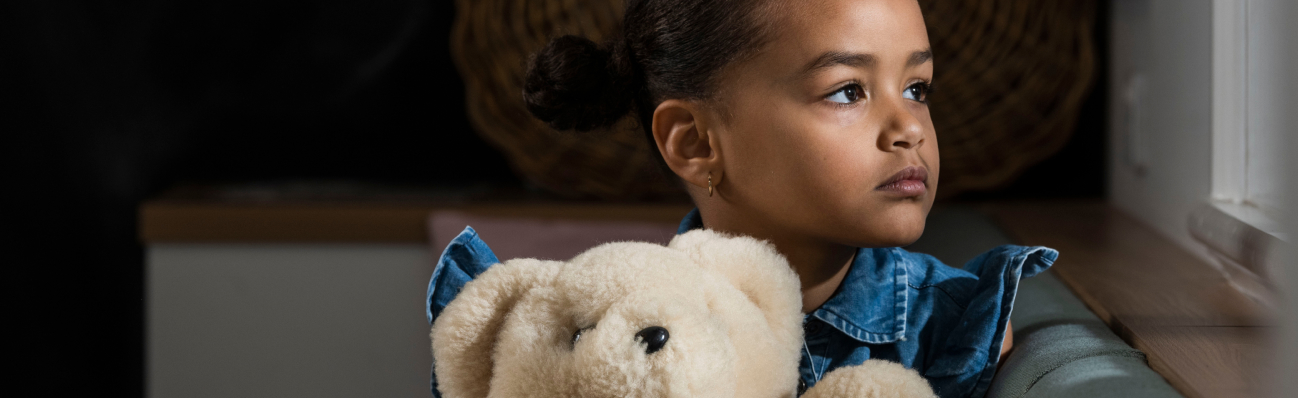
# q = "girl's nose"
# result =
<box><xmin>876</xmin><ymin>96</ymin><xmax>925</xmax><ymax>151</ymax></box>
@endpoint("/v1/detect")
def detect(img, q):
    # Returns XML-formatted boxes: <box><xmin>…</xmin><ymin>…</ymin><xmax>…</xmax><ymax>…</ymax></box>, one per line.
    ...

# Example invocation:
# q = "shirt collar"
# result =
<box><xmin>675</xmin><ymin>208</ymin><xmax>907</xmax><ymax>344</ymax></box>
<box><xmin>811</xmin><ymin>247</ymin><xmax>908</xmax><ymax>343</ymax></box>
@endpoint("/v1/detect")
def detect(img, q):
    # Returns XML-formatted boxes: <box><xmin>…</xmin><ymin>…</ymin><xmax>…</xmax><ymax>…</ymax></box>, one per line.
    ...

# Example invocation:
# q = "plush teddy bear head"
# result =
<box><xmin>431</xmin><ymin>229</ymin><xmax>805</xmax><ymax>398</ymax></box>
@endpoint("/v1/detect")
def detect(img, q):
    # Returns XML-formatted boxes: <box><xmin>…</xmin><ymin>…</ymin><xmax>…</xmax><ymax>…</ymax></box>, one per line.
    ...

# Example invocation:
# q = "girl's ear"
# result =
<box><xmin>431</xmin><ymin>258</ymin><xmax>560</xmax><ymax>398</ymax></box>
<box><xmin>652</xmin><ymin>99</ymin><xmax>725</xmax><ymax>196</ymax></box>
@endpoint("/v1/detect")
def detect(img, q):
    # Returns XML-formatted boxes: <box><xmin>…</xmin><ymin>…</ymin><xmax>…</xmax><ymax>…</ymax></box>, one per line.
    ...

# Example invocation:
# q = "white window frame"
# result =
<box><xmin>1192</xmin><ymin>0</ymin><xmax>1287</xmax><ymax>304</ymax></box>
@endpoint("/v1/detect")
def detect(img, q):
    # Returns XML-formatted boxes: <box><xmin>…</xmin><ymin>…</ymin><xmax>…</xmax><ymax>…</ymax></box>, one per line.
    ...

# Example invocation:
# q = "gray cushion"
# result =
<box><xmin>1021</xmin><ymin>355</ymin><xmax>1185</xmax><ymax>398</ymax></box>
<box><xmin>909</xmin><ymin>206</ymin><xmax>1184</xmax><ymax>398</ymax></box>
<box><xmin>1010</xmin><ymin>270</ymin><xmax>1102</xmax><ymax>330</ymax></box>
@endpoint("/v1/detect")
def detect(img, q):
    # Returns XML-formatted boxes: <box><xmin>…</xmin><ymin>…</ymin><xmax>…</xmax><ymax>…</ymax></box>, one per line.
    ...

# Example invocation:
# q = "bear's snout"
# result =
<box><xmin>635</xmin><ymin>326</ymin><xmax>670</xmax><ymax>354</ymax></box>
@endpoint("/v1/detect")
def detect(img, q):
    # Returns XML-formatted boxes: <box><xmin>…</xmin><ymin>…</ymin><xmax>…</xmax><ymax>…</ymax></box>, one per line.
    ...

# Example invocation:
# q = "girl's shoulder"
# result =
<box><xmin>809</xmin><ymin>245</ymin><xmax>1057</xmax><ymax>345</ymax></box>
<box><xmin>801</xmin><ymin>246</ymin><xmax>1058</xmax><ymax>397</ymax></box>
<box><xmin>887</xmin><ymin>245</ymin><xmax>1057</xmax><ymax>397</ymax></box>
<box><xmin>891</xmin><ymin>244</ymin><xmax>1058</xmax><ymax>302</ymax></box>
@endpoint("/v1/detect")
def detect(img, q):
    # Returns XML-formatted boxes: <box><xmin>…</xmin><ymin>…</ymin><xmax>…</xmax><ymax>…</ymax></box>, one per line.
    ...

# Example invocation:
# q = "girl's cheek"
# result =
<box><xmin>811</xmin><ymin>103</ymin><xmax>865</xmax><ymax>129</ymax></box>
<box><xmin>834</xmin><ymin>107</ymin><xmax>865</xmax><ymax>128</ymax></box>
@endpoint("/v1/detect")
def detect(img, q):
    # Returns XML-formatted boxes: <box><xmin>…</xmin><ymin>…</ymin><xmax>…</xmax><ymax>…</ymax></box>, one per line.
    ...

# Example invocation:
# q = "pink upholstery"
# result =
<box><xmin>428</xmin><ymin>211</ymin><xmax>680</xmax><ymax>261</ymax></box>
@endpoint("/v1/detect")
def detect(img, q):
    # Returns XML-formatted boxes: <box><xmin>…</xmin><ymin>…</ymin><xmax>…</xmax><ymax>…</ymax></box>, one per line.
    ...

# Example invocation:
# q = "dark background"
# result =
<box><xmin>2</xmin><ymin>0</ymin><xmax>1104</xmax><ymax>395</ymax></box>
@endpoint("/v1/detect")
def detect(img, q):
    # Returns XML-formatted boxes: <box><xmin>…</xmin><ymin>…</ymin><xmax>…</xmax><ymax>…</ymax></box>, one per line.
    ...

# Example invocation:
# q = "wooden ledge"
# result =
<box><xmin>140</xmin><ymin>202</ymin><xmax>694</xmax><ymax>243</ymax></box>
<box><xmin>139</xmin><ymin>185</ymin><xmax>693</xmax><ymax>243</ymax></box>
<box><xmin>983</xmin><ymin>201</ymin><xmax>1274</xmax><ymax>398</ymax></box>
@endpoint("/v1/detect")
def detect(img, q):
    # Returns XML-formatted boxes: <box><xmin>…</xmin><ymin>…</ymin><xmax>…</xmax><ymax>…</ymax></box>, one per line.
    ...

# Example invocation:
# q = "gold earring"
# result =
<box><xmin>708</xmin><ymin>173</ymin><xmax>714</xmax><ymax>197</ymax></box>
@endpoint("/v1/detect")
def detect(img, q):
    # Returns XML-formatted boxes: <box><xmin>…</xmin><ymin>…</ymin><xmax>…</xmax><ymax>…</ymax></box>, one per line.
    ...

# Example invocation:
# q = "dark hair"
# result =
<box><xmin>523</xmin><ymin>0</ymin><xmax>780</xmax><ymax>136</ymax></box>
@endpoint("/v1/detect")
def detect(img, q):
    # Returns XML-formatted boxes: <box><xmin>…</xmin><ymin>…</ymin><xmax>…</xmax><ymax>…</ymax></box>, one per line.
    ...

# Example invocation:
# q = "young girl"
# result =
<box><xmin>429</xmin><ymin>0</ymin><xmax>1057</xmax><ymax>396</ymax></box>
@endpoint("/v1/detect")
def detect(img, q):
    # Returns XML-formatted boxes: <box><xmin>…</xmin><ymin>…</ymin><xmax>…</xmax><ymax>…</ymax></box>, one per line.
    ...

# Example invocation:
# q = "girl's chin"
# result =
<box><xmin>885</xmin><ymin>228</ymin><xmax>926</xmax><ymax>247</ymax></box>
<box><xmin>846</xmin><ymin>210</ymin><xmax>928</xmax><ymax>247</ymax></box>
<box><xmin>838</xmin><ymin>223</ymin><xmax>926</xmax><ymax>248</ymax></box>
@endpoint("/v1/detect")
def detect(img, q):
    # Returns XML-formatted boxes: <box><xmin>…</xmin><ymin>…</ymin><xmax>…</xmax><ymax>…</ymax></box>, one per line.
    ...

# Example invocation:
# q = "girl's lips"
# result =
<box><xmin>876</xmin><ymin>166</ymin><xmax>929</xmax><ymax>197</ymax></box>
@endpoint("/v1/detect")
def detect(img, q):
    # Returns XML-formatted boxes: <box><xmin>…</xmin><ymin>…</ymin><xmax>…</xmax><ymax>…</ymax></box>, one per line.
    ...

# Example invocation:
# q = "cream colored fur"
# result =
<box><xmin>800</xmin><ymin>360</ymin><xmax>937</xmax><ymax>398</ymax></box>
<box><xmin>431</xmin><ymin>229</ymin><xmax>935</xmax><ymax>398</ymax></box>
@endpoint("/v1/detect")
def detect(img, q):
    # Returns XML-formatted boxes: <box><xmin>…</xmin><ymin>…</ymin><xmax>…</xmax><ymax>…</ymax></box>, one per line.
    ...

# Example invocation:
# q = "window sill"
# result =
<box><xmin>984</xmin><ymin>200</ymin><xmax>1274</xmax><ymax>398</ymax></box>
<box><xmin>1188</xmin><ymin>201</ymin><xmax>1287</xmax><ymax>306</ymax></box>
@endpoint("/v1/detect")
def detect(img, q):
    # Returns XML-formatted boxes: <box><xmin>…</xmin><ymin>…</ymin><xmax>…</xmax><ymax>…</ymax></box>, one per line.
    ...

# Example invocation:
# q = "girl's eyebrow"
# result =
<box><xmin>797</xmin><ymin>48</ymin><xmax>933</xmax><ymax>79</ymax></box>
<box><xmin>907</xmin><ymin>49</ymin><xmax>933</xmax><ymax>67</ymax></box>
<box><xmin>801</xmin><ymin>51</ymin><xmax>877</xmax><ymax>77</ymax></box>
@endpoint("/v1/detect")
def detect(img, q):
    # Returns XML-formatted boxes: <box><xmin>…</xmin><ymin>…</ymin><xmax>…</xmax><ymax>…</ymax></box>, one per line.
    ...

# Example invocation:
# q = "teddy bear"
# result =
<box><xmin>431</xmin><ymin>228</ymin><xmax>936</xmax><ymax>398</ymax></box>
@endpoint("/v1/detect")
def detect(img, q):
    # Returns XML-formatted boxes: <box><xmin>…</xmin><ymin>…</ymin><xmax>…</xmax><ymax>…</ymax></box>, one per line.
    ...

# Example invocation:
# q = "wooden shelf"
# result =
<box><xmin>139</xmin><ymin>184</ymin><xmax>692</xmax><ymax>243</ymax></box>
<box><xmin>984</xmin><ymin>201</ymin><xmax>1274</xmax><ymax>398</ymax></box>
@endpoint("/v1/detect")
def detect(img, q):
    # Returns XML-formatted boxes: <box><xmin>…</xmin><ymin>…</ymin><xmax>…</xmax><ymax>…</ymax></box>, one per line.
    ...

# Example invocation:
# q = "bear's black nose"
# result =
<box><xmin>635</xmin><ymin>326</ymin><xmax>669</xmax><ymax>354</ymax></box>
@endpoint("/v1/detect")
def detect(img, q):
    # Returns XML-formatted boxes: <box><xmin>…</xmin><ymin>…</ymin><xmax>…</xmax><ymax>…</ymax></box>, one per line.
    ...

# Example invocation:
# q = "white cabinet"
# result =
<box><xmin>147</xmin><ymin>244</ymin><xmax>434</xmax><ymax>398</ymax></box>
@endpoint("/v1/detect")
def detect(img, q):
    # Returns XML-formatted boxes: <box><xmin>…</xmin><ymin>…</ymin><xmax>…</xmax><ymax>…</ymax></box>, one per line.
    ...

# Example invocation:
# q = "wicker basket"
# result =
<box><xmin>918</xmin><ymin>0</ymin><xmax>1096</xmax><ymax>196</ymax></box>
<box><xmin>450</xmin><ymin>0</ymin><xmax>1096</xmax><ymax>200</ymax></box>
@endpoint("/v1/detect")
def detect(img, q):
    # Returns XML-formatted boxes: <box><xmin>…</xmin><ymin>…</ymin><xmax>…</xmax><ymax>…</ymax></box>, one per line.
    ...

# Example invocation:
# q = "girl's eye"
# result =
<box><xmin>903</xmin><ymin>82</ymin><xmax>931</xmax><ymax>103</ymax></box>
<box><xmin>826</xmin><ymin>84</ymin><xmax>864</xmax><ymax>104</ymax></box>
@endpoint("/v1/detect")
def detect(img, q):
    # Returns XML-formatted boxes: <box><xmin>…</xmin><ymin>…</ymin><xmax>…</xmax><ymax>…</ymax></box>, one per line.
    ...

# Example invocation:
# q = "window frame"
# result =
<box><xmin>1194</xmin><ymin>0</ymin><xmax>1287</xmax><ymax>303</ymax></box>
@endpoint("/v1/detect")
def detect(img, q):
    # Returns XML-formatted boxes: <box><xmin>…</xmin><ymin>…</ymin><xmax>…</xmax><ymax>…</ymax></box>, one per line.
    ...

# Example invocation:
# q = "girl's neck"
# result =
<box><xmin>777</xmin><ymin>237</ymin><xmax>856</xmax><ymax>313</ymax></box>
<box><xmin>699</xmin><ymin>206</ymin><xmax>857</xmax><ymax>313</ymax></box>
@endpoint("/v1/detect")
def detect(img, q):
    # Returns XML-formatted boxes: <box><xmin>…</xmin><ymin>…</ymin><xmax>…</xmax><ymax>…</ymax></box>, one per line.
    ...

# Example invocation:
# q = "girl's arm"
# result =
<box><xmin>999</xmin><ymin>320</ymin><xmax>1014</xmax><ymax>363</ymax></box>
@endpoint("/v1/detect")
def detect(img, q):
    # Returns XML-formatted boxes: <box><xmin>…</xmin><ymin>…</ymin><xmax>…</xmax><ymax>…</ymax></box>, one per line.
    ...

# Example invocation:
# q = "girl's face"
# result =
<box><xmin>711</xmin><ymin>0</ymin><xmax>937</xmax><ymax>247</ymax></box>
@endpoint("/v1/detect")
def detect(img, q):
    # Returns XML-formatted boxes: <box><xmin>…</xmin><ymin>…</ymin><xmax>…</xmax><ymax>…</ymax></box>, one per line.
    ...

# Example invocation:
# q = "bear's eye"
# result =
<box><xmin>635</xmin><ymin>326</ymin><xmax>670</xmax><ymax>354</ymax></box>
<box><xmin>571</xmin><ymin>326</ymin><xmax>594</xmax><ymax>348</ymax></box>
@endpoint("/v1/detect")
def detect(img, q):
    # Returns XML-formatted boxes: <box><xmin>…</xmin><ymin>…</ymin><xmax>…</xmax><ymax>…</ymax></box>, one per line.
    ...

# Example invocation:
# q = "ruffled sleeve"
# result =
<box><xmin>426</xmin><ymin>227</ymin><xmax>500</xmax><ymax>397</ymax></box>
<box><xmin>924</xmin><ymin>245</ymin><xmax>1058</xmax><ymax>398</ymax></box>
<box><xmin>426</xmin><ymin>226</ymin><xmax>500</xmax><ymax>324</ymax></box>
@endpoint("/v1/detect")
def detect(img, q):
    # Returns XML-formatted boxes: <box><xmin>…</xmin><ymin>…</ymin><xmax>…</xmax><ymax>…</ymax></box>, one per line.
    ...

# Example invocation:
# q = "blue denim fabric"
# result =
<box><xmin>426</xmin><ymin>226</ymin><xmax>498</xmax><ymax>397</ymax></box>
<box><xmin>428</xmin><ymin>210</ymin><xmax>1057</xmax><ymax>398</ymax></box>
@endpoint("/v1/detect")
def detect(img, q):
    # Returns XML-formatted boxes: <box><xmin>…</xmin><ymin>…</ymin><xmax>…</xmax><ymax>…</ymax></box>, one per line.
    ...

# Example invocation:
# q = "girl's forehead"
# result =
<box><xmin>767</xmin><ymin>0</ymin><xmax>930</xmax><ymax>59</ymax></box>
<box><xmin>711</xmin><ymin>0</ymin><xmax>933</xmax><ymax>98</ymax></box>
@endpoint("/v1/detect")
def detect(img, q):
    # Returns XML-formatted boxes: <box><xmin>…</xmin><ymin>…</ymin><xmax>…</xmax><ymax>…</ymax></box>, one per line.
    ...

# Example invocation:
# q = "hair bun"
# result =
<box><xmin>523</xmin><ymin>35</ymin><xmax>637</xmax><ymax>132</ymax></box>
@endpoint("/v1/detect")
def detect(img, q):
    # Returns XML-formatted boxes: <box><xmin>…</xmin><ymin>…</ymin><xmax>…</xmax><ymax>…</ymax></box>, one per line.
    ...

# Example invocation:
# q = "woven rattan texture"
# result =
<box><xmin>450</xmin><ymin>0</ymin><xmax>1096</xmax><ymax>200</ymax></box>
<box><xmin>918</xmin><ymin>0</ymin><xmax>1096</xmax><ymax>195</ymax></box>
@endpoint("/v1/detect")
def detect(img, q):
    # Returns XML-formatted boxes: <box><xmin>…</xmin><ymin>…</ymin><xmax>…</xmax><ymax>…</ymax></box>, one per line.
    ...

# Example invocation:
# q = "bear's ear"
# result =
<box><xmin>668</xmin><ymin>229</ymin><xmax>803</xmax><ymax>344</ymax></box>
<box><xmin>431</xmin><ymin>258</ymin><xmax>560</xmax><ymax>398</ymax></box>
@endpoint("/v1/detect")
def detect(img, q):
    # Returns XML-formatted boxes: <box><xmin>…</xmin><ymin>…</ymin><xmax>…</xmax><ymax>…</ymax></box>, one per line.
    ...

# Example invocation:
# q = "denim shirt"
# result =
<box><xmin>427</xmin><ymin>209</ymin><xmax>1057</xmax><ymax>398</ymax></box>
